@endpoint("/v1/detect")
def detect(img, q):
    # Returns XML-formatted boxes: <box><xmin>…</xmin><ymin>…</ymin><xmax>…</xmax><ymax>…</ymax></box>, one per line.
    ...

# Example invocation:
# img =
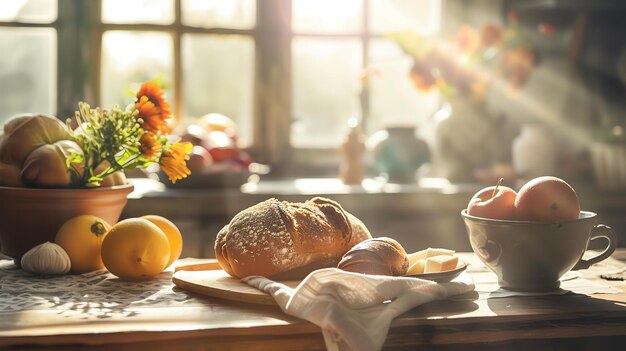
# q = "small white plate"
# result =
<box><xmin>403</xmin><ymin>262</ymin><xmax>468</xmax><ymax>283</ymax></box>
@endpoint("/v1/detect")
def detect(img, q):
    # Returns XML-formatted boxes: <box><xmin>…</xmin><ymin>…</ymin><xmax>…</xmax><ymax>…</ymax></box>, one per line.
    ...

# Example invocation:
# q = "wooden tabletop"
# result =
<box><xmin>1</xmin><ymin>251</ymin><xmax>625</xmax><ymax>351</ymax></box>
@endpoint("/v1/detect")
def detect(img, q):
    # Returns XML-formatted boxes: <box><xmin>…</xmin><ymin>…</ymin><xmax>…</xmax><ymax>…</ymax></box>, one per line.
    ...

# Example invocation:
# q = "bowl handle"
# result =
<box><xmin>573</xmin><ymin>224</ymin><xmax>617</xmax><ymax>270</ymax></box>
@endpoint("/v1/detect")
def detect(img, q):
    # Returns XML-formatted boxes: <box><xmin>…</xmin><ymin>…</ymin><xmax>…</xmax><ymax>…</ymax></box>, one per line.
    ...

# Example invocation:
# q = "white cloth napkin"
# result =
<box><xmin>243</xmin><ymin>268</ymin><xmax>475</xmax><ymax>351</ymax></box>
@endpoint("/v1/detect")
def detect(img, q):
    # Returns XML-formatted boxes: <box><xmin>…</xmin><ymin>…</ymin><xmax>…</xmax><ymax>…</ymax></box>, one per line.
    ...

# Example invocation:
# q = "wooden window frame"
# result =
<box><xmin>0</xmin><ymin>0</ymin><xmax>62</xmax><ymax>120</ymax></box>
<box><xmin>83</xmin><ymin>0</ymin><xmax>292</xmax><ymax>171</ymax></box>
<box><xmin>1</xmin><ymin>0</ymin><xmax>417</xmax><ymax>177</ymax></box>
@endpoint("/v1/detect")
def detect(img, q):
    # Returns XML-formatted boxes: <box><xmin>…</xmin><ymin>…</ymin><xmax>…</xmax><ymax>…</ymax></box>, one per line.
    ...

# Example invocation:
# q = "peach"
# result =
<box><xmin>514</xmin><ymin>176</ymin><xmax>580</xmax><ymax>222</ymax></box>
<box><xmin>467</xmin><ymin>178</ymin><xmax>517</xmax><ymax>220</ymax></box>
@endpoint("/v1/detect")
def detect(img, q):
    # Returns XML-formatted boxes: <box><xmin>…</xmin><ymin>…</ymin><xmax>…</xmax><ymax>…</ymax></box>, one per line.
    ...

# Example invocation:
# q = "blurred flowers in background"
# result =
<box><xmin>389</xmin><ymin>14</ymin><xmax>540</xmax><ymax>101</ymax></box>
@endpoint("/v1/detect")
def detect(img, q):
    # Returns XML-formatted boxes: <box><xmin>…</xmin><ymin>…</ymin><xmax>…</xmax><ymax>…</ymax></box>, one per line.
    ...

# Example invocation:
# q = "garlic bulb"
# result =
<box><xmin>20</xmin><ymin>242</ymin><xmax>71</xmax><ymax>275</ymax></box>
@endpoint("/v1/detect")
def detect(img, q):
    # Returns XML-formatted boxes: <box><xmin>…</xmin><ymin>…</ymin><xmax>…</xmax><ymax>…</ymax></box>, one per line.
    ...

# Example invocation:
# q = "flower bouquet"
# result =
<box><xmin>387</xmin><ymin>17</ymin><xmax>541</xmax><ymax>182</ymax></box>
<box><xmin>389</xmin><ymin>17</ymin><xmax>540</xmax><ymax>102</ymax></box>
<box><xmin>67</xmin><ymin>81</ymin><xmax>192</xmax><ymax>187</ymax></box>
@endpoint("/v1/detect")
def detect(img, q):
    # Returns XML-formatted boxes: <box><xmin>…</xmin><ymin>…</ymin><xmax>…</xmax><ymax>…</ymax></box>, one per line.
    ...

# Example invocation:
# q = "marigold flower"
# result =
<box><xmin>139</xmin><ymin>132</ymin><xmax>161</xmax><ymax>159</ymax></box>
<box><xmin>135</xmin><ymin>82</ymin><xmax>172</xmax><ymax>134</ymax></box>
<box><xmin>455</xmin><ymin>26</ymin><xmax>480</xmax><ymax>55</ymax></box>
<box><xmin>479</xmin><ymin>24</ymin><xmax>503</xmax><ymax>49</ymax></box>
<box><xmin>498</xmin><ymin>47</ymin><xmax>539</xmax><ymax>89</ymax></box>
<box><xmin>160</xmin><ymin>141</ymin><xmax>192</xmax><ymax>184</ymax></box>
<box><xmin>409</xmin><ymin>60</ymin><xmax>436</xmax><ymax>92</ymax></box>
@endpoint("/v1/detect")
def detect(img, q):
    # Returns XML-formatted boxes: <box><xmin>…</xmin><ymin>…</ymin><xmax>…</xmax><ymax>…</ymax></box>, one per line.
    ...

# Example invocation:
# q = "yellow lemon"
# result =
<box><xmin>101</xmin><ymin>218</ymin><xmax>170</xmax><ymax>280</ymax></box>
<box><xmin>142</xmin><ymin>215</ymin><xmax>183</xmax><ymax>268</ymax></box>
<box><xmin>55</xmin><ymin>215</ymin><xmax>111</xmax><ymax>274</ymax></box>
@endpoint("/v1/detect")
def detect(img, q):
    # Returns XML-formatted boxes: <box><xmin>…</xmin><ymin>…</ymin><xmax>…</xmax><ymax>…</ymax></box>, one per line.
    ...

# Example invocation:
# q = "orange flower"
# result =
<box><xmin>135</xmin><ymin>82</ymin><xmax>172</xmax><ymax>134</ymax></box>
<box><xmin>498</xmin><ymin>47</ymin><xmax>539</xmax><ymax>89</ymax></box>
<box><xmin>470</xmin><ymin>73</ymin><xmax>490</xmax><ymax>101</ymax></box>
<box><xmin>507</xmin><ymin>11</ymin><xmax>519</xmax><ymax>25</ymax></box>
<box><xmin>409</xmin><ymin>60</ymin><xmax>437</xmax><ymax>92</ymax></box>
<box><xmin>160</xmin><ymin>141</ymin><xmax>192</xmax><ymax>184</ymax></box>
<box><xmin>479</xmin><ymin>24</ymin><xmax>503</xmax><ymax>49</ymax></box>
<box><xmin>139</xmin><ymin>132</ymin><xmax>161</xmax><ymax>159</ymax></box>
<box><xmin>455</xmin><ymin>26</ymin><xmax>480</xmax><ymax>55</ymax></box>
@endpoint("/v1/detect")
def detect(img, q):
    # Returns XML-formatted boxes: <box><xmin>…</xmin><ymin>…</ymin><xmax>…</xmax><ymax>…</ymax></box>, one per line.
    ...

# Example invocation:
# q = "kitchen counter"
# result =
<box><xmin>1</xmin><ymin>251</ymin><xmax>625</xmax><ymax>350</ymax></box>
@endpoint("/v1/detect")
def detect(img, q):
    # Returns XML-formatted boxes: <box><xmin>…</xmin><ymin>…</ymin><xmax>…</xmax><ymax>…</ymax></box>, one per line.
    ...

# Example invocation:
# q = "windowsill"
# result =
<box><xmin>123</xmin><ymin>176</ymin><xmax>481</xmax><ymax>220</ymax></box>
<box><xmin>124</xmin><ymin>176</ymin><xmax>626</xmax><ymax>218</ymax></box>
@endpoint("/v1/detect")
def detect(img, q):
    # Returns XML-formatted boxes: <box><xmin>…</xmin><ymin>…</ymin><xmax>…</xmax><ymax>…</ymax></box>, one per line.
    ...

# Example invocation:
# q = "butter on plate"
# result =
<box><xmin>424</xmin><ymin>255</ymin><xmax>459</xmax><ymax>273</ymax></box>
<box><xmin>406</xmin><ymin>248</ymin><xmax>458</xmax><ymax>275</ymax></box>
<box><xmin>408</xmin><ymin>248</ymin><xmax>455</xmax><ymax>266</ymax></box>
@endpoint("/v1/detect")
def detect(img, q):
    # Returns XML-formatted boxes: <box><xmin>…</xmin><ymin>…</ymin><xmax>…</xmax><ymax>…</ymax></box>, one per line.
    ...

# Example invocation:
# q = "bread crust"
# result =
<box><xmin>214</xmin><ymin>197</ymin><xmax>371</xmax><ymax>279</ymax></box>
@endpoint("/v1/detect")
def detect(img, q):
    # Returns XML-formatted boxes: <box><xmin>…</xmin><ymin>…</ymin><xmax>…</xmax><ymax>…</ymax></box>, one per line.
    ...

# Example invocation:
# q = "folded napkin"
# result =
<box><xmin>243</xmin><ymin>268</ymin><xmax>475</xmax><ymax>351</ymax></box>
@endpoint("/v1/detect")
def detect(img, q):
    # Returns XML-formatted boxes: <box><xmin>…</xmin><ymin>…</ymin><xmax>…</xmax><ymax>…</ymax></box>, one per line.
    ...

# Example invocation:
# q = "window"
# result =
<box><xmin>0</xmin><ymin>0</ymin><xmax>442</xmax><ymax>173</ymax></box>
<box><xmin>0</xmin><ymin>0</ymin><xmax>57</xmax><ymax>125</ymax></box>
<box><xmin>291</xmin><ymin>0</ymin><xmax>442</xmax><ymax>151</ymax></box>
<box><xmin>100</xmin><ymin>0</ymin><xmax>255</xmax><ymax>146</ymax></box>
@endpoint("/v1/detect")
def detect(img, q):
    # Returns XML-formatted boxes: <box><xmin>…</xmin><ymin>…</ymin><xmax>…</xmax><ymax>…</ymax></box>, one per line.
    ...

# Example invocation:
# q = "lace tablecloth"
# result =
<box><xmin>0</xmin><ymin>260</ymin><xmax>197</xmax><ymax>317</ymax></box>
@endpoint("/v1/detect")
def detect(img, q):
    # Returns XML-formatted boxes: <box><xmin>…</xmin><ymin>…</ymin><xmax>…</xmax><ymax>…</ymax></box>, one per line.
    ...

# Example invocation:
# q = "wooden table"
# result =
<box><xmin>1</xmin><ymin>251</ymin><xmax>625</xmax><ymax>351</ymax></box>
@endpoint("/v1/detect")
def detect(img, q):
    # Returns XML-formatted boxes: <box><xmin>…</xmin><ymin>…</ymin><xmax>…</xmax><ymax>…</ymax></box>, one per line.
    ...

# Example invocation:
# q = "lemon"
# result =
<box><xmin>55</xmin><ymin>215</ymin><xmax>111</xmax><ymax>274</ymax></box>
<box><xmin>142</xmin><ymin>215</ymin><xmax>183</xmax><ymax>268</ymax></box>
<box><xmin>101</xmin><ymin>218</ymin><xmax>170</xmax><ymax>280</ymax></box>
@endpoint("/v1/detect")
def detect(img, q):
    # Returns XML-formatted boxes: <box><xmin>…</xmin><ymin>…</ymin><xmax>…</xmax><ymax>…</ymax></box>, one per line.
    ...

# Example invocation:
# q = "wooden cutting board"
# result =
<box><xmin>172</xmin><ymin>258</ymin><xmax>468</xmax><ymax>305</ymax></box>
<box><xmin>172</xmin><ymin>260</ymin><xmax>300</xmax><ymax>305</ymax></box>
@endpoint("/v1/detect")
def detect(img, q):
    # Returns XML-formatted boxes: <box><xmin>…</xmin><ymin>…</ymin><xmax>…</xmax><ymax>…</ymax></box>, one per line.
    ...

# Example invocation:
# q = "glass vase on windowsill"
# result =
<box><xmin>368</xmin><ymin>125</ymin><xmax>430</xmax><ymax>184</ymax></box>
<box><xmin>427</xmin><ymin>98</ymin><xmax>506</xmax><ymax>182</ymax></box>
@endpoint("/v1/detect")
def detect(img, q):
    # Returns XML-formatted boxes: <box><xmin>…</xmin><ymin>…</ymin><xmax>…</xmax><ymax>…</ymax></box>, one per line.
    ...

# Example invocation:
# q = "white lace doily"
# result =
<box><xmin>0</xmin><ymin>259</ymin><xmax>200</xmax><ymax>318</ymax></box>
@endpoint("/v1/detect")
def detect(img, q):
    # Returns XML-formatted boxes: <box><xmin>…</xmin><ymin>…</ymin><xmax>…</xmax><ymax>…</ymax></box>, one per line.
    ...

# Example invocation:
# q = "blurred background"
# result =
<box><xmin>1</xmin><ymin>0</ymin><xmax>626</xmax><ymax>255</ymax></box>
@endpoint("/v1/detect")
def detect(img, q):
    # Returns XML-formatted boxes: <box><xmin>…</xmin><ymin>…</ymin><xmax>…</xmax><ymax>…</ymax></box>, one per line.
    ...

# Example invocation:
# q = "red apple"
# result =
<box><xmin>208</xmin><ymin>148</ymin><xmax>240</xmax><ymax>163</ymax></box>
<box><xmin>236</xmin><ymin>151</ymin><xmax>253</xmax><ymax>168</ymax></box>
<box><xmin>202</xmin><ymin>131</ymin><xmax>241</xmax><ymax>162</ymax></box>
<box><xmin>186</xmin><ymin>146</ymin><xmax>213</xmax><ymax>172</ymax></box>
<box><xmin>514</xmin><ymin>176</ymin><xmax>580</xmax><ymax>222</ymax></box>
<box><xmin>179</xmin><ymin>124</ymin><xmax>209</xmax><ymax>146</ymax></box>
<box><xmin>467</xmin><ymin>178</ymin><xmax>517</xmax><ymax>220</ymax></box>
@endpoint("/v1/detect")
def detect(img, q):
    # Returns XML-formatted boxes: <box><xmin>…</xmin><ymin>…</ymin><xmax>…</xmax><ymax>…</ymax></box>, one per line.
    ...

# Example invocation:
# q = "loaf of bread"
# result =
<box><xmin>215</xmin><ymin>197</ymin><xmax>372</xmax><ymax>279</ymax></box>
<box><xmin>337</xmin><ymin>237</ymin><xmax>409</xmax><ymax>276</ymax></box>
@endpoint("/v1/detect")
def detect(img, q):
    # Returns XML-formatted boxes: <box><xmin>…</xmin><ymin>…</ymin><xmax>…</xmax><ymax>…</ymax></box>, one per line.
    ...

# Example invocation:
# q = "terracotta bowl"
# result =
<box><xmin>461</xmin><ymin>210</ymin><xmax>617</xmax><ymax>292</ymax></box>
<box><xmin>0</xmin><ymin>184</ymin><xmax>134</xmax><ymax>260</ymax></box>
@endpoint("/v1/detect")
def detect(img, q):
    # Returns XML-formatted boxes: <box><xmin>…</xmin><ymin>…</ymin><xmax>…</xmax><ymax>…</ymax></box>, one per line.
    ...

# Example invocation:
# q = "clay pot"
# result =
<box><xmin>0</xmin><ymin>184</ymin><xmax>133</xmax><ymax>260</ymax></box>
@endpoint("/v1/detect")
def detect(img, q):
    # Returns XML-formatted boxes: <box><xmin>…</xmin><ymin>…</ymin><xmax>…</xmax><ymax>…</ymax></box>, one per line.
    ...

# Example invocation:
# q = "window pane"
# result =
<box><xmin>293</xmin><ymin>0</ymin><xmax>362</xmax><ymax>34</ymax></box>
<box><xmin>0</xmin><ymin>0</ymin><xmax>57</xmax><ymax>23</ymax></box>
<box><xmin>369</xmin><ymin>0</ymin><xmax>441</xmax><ymax>35</ymax></box>
<box><xmin>0</xmin><ymin>28</ymin><xmax>56</xmax><ymax>125</ymax></box>
<box><xmin>182</xmin><ymin>34</ymin><xmax>254</xmax><ymax>146</ymax></box>
<box><xmin>102</xmin><ymin>0</ymin><xmax>174</xmax><ymax>24</ymax></box>
<box><xmin>367</xmin><ymin>39</ymin><xmax>439</xmax><ymax>135</ymax></box>
<box><xmin>101</xmin><ymin>31</ymin><xmax>174</xmax><ymax>110</ymax></box>
<box><xmin>182</xmin><ymin>0</ymin><xmax>256</xmax><ymax>29</ymax></box>
<box><xmin>292</xmin><ymin>38</ymin><xmax>362</xmax><ymax>147</ymax></box>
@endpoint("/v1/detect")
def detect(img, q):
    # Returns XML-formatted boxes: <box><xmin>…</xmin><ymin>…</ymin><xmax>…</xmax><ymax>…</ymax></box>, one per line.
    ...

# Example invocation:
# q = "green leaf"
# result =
<box><xmin>66</xmin><ymin>152</ymin><xmax>84</xmax><ymax>167</ymax></box>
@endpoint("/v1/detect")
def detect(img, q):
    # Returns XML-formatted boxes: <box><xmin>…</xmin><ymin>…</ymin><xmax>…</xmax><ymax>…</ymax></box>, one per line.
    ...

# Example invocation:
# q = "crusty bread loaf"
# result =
<box><xmin>214</xmin><ymin>197</ymin><xmax>371</xmax><ymax>279</ymax></box>
<box><xmin>337</xmin><ymin>237</ymin><xmax>409</xmax><ymax>276</ymax></box>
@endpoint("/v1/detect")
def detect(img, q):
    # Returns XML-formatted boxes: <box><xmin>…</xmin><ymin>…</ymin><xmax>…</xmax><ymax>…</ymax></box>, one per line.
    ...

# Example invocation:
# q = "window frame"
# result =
<box><xmin>91</xmin><ymin>0</ymin><xmax>386</xmax><ymax>175</ymax></box>
<box><xmin>1</xmin><ymin>0</ymin><xmax>438</xmax><ymax>177</ymax></box>
<box><xmin>93</xmin><ymin>0</ymin><xmax>289</xmax><ymax>169</ymax></box>
<box><xmin>287</xmin><ymin>0</ymin><xmax>375</xmax><ymax>174</ymax></box>
<box><xmin>0</xmin><ymin>0</ymin><xmax>62</xmax><ymax>121</ymax></box>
